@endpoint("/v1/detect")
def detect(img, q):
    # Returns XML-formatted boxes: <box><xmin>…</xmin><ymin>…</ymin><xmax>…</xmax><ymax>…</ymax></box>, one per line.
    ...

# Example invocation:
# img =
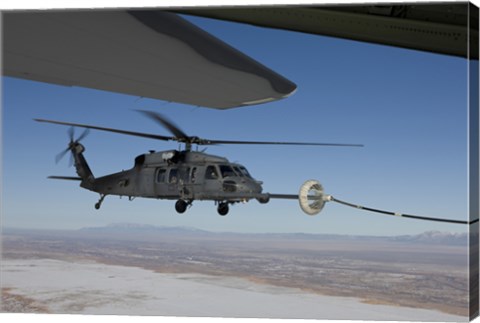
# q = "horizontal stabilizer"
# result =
<box><xmin>48</xmin><ymin>176</ymin><xmax>82</xmax><ymax>181</ymax></box>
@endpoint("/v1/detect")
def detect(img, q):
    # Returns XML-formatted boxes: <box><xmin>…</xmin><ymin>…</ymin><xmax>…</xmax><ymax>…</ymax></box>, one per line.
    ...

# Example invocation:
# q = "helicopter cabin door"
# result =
<box><xmin>154</xmin><ymin>167</ymin><xmax>168</xmax><ymax>198</ymax></box>
<box><xmin>184</xmin><ymin>166</ymin><xmax>202</xmax><ymax>199</ymax></box>
<box><xmin>154</xmin><ymin>167</ymin><xmax>181</xmax><ymax>198</ymax></box>
<box><xmin>173</xmin><ymin>166</ymin><xmax>200</xmax><ymax>200</ymax></box>
<box><xmin>202</xmin><ymin>165</ymin><xmax>222</xmax><ymax>198</ymax></box>
<box><xmin>155</xmin><ymin>166</ymin><xmax>195</xmax><ymax>199</ymax></box>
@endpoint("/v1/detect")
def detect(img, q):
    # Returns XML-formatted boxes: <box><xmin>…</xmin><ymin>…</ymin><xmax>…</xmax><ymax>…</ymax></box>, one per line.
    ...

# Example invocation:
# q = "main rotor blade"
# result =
<box><xmin>135</xmin><ymin>110</ymin><xmax>363</xmax><ymax>147</ymax></box>
<box><xmin>34</xmin><ymin>118</ymin><xmax>173</xmax><ymax>142</ymax></box>
<box><xmin>36</xmin><ymin>116</ymin><xmax>363</xmax><ymax>148</ymax></box>
<box><xmin>137</xmin><ymin>110</ymin><xmax>188</xmax><ymax>140</ymax></box>
<box><xmin>205</xmin><ymin>139</ymin><xmax>364</xmax><ymax>147</ymax></box>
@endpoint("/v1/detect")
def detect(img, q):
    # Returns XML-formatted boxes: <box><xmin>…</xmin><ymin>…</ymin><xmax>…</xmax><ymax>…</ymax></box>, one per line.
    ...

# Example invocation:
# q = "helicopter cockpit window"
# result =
<box><xmin>156</xmin><ymin>168</ymin><xmax>166</xmax><ymax>183</ymax></box>
<box><xmin>205</xmin><ymin>165</ymin><xmax>218</xmax><ymax>180</ymax></box>
<box><xmin>238</xmin><ymin>166</ymin><xmax>252</xmax><ymax>178</ymax></box>
<box><xmin>219</xmin><ymin>165</ymin><xmax>236</xmax><ymax>178</ymax></box>
<box><xmin>233</xmin><ymin>166</ymin><xmax>244</xmax><ymax>177</ymax></box>
<box><xmin>169</xmin><ymin>168</ymin><xmax>178</xmax><ymax>184</ymax></box>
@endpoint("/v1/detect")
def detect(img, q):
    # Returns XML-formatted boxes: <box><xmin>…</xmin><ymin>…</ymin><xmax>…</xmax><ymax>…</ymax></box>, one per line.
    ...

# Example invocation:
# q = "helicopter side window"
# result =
<box><xmin>191</xmin><ymin>167</ymin><xmax>197</xmax><ymax>183</ymax></box>
<box><xmin>169</xmin><ymin>168</ymin><xmax>178</xmax><ymax>184</ymax></box>
<box><xmin>156</xmin><ymin>168</ymin><xmax>166</xmax><ymax>183</ymax></box>
<box><xmin>220</xmin><ymin>165</ymin><xmax>235</xmax><ymax>178</ymax></box>
<box><xmin>205</xmin><ymin>165</ymin><xmax>219</xmax><ymax>180</ymax></box>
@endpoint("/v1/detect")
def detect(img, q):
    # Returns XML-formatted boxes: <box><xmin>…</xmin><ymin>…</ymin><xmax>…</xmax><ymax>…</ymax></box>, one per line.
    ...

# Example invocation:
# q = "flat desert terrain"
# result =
<box><xmin>1</xmin><ymin>225</ymin><xmax>472</xmax><ymax>321</ymax></box>
<box><xmin>1</xmin><ymin>258</ymin><xmax>466</xmax><ymax>321</ymax></box>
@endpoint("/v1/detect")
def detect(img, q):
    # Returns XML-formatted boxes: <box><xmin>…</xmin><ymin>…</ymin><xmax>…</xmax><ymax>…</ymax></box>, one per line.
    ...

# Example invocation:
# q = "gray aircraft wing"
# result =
<box><xmin>178</xmin><ymin>3</ymin><xmax>479</xmax><ymax>59</ymax></box>
<box><xmin>2</xmin><ymin>10</ymin><xmax>297</xmax><ymax>109</ymax></box>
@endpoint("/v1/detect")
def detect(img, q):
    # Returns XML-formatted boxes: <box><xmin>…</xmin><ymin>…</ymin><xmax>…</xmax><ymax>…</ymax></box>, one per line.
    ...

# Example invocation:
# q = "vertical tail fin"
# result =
<box><xmin>70</xmin><ymin>143</ymin><xmax>95</xmax><ymax>187</ymax></box>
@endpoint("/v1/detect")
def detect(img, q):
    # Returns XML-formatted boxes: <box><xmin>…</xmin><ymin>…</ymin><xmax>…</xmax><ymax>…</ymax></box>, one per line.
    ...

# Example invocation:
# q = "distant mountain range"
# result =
<box><xmin>80</xmin><ymin>222</ymin><xmax>208</xmax><ymax>234</ymax></box>
<box><xmin>389</xmin><ymin>230</ymin><xmax>471</xmax><ymax>245</ymax></box>
<box><xmin>75</xmin><ymin>223</ymin><xmax>473</xmax><ymax>246</ymax></box>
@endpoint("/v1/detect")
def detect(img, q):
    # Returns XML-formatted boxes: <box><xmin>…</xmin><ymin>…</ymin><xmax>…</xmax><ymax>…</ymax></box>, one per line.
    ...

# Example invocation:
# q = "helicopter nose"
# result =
<box><xmin>239</xmin><ymin>179</ymin><xmax>262</xmax><ymax>194</ymax></box>
<box><xmin>223</xmin><ymin>178</ymin><xmax>262</xmax><ymax>195</ymax></box>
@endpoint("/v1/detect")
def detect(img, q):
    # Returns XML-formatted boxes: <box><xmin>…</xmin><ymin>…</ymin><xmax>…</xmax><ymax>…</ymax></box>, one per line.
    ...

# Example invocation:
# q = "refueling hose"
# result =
<box><xmin>329</xmin><ymin>196</ymin><xmax>478</xmax><ymax>225</ymax></box>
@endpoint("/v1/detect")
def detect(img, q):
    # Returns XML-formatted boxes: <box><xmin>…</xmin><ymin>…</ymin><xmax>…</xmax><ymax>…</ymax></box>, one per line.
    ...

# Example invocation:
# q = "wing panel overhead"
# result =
<box><xmin>177</xmin><ymin>4</ymin><xmax>478</xmax><ymax>59</ymax></box>
<box><xmin>3</xmin><ymin>10</ymin><xmax>297</xmax><ymax>109</ymax></box>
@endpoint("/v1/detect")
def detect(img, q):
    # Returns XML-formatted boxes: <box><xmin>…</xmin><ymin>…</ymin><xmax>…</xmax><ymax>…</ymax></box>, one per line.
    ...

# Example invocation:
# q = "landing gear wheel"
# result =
<box><xmin>175</xmin><ymin>199</ymin><xmax>188</xmax><ymax>214</ymax></box>
<box><xmin>95</xmin><ymin>203</ymin><xmax>101</xmax><ymax>210</ymax></box>
<box><xmin>217</xmin><ymin>203</ymin><xmax>229</xmax><ymax>216</ymax></box>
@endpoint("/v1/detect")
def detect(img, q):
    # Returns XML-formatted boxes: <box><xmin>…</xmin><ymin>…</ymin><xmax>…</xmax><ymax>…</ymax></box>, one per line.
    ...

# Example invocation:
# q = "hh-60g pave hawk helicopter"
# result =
<box><xmin>35</xmin><ymin>111</ymin><xmax>478</xmax><ymax>225</ymax></box>
<box><xmin>35</xmin><ymin>110</ymin><xmax>363</xmax><ymax>216</ymax></box>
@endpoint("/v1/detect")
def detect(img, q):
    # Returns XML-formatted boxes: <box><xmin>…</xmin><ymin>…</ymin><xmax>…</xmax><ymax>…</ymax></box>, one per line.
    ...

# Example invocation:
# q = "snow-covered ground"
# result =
<box><xmin>1</xmin><ymin>258</ymin><xmax>467</xmax><ymax>321</ymax></box>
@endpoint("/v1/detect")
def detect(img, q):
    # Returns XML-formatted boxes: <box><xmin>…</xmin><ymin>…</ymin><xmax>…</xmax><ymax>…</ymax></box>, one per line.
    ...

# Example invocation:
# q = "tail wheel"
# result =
<box><xmin>217</xmin><ymin>203</ymin><xmax>229</xmax><ymax>216</ymax></box>
<box><xmin>175</xmin><ymin>199</ymin><xmax>188</xmax><ymax>214</ymax></box>
<box><xmin>94</xmin><ymin>194</ymin><xmax>106</xmax><ymax>210</ymax></box>
<box><xmin>298</xmin><ymin>180</ymin><xmax>326</xmax><ymax>216</ymax></box>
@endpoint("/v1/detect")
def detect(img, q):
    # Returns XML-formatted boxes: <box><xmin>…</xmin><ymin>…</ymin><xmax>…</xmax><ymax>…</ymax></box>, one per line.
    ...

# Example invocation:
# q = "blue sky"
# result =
<box><xmin>1</xmin><ymin>13</ymin><xmax>471</xmax><ymax>235</ymax></box>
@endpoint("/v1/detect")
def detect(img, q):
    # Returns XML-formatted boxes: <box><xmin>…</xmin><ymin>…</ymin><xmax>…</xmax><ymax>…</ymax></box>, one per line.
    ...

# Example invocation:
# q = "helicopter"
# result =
<box><xmin>34</xmin><ymin>110</ymin><xmax>363</xmax><ymax>216</ymax></box>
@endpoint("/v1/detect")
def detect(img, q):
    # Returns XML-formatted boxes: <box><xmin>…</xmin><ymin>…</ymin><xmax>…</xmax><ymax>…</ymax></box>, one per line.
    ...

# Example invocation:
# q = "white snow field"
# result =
<box><xmin>2</xmin><ymin>258</ymin><xmax>467</xmax><ymax>321</ymax></box>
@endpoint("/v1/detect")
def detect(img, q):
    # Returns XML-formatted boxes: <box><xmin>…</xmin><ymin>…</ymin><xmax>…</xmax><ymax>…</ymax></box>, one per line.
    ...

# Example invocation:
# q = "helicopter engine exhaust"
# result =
<box><xmin>298</xmin><ymin>180</ymin><xmax>331</xmax><ymax>215</ymax></box>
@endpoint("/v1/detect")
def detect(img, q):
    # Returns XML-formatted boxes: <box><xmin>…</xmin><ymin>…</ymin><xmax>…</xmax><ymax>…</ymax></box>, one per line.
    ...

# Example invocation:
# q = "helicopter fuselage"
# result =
<box><xmin>37</xmin><ymin>111</ymin><xmax>346</xmax><ymax>216</ymax></box>
<box><xmin>79</xmin><ymin>148</ymin><xmax>268</xmax><ymax>214</ymax></box>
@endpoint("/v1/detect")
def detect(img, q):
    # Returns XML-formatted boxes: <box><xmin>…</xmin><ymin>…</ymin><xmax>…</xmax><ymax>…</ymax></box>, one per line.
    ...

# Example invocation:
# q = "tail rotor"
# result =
<box><xmin>55</xmin><ymin>127</ymin><xmax>90</xmax><ymax>165</ymax></box>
